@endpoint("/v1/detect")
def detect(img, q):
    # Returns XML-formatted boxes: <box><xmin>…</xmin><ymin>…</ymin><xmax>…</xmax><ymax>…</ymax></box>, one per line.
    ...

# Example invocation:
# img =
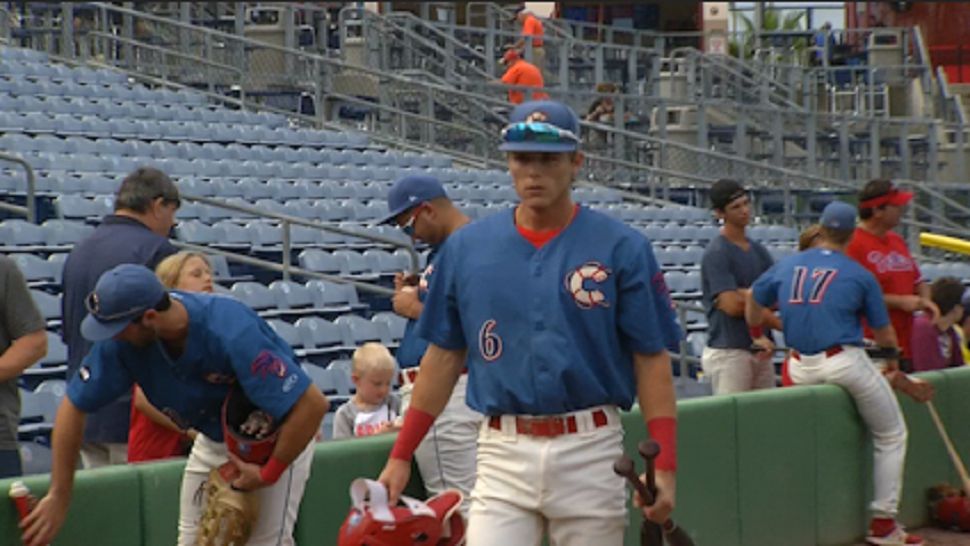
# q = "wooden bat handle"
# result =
<box><xmin>927</xmin><ymin>400</ymin><xmax>970</xmax><ymax>498</ymax></box>
<box><xmin>613</xmin><ymin>455</ymin><xmax>655</xmax><ymax>505</ymax></box>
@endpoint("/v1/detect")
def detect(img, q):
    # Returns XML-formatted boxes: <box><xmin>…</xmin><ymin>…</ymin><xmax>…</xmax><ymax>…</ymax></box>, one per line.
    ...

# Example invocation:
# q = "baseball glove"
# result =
<box><xmin>196</xmin><ymin>462</ymin><xmax>260</xmax><ymax>546</ymax></box>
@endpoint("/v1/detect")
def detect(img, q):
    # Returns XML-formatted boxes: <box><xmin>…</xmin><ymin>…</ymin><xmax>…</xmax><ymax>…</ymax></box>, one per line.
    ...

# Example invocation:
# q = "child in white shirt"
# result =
<box><xmin>332</xmin><ymin>342</ymin><xmax>402</xmax><ymax>439</ymax></box>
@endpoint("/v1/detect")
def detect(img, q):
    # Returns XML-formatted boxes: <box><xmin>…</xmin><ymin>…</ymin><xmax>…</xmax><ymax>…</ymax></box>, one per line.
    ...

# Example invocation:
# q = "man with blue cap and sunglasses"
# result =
<box><xmin>378</xmin><ymin>174</ymin><xmax>480</xmax><ymax>518</ymax></box>
<box><xmin>747</xmin><ymin>201</ymin><xmax>930</xmax><ymax>545</ymax></box>
<box><xmin>375</xmin><ymin>101</ymin><xmax>682</xmax><ymax>545</ymax></box>
<box><xmin>21</xmin><ymin>264</ymin><xmax>329</xmax><ymax>546</ymax></box>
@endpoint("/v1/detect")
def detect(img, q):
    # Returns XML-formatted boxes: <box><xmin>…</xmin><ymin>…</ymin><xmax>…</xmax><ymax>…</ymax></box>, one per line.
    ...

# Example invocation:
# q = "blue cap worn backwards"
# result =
<box><xmin>81</xmin><ymin>264</ymin><xmax>167</xmax><ymax>342</ymax></box>
<box><xmin>377</xmin><ymin>174</ymin><xmax>448</xmax><ymax>225</ymax></box>
<box><xmin>499</xmin><ymin>100</ymin><xmax>581</xmax><ymax>153</ymax></box>
<box><xmin>820</xmin><ymin>201</ymin><xmax>857</xmax><ymax>231</ymax></box>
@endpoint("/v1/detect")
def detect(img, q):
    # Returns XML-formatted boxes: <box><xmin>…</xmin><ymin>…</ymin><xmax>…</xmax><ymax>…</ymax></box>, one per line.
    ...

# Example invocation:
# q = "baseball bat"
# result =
<box><xmin>638</xmin><ymin>440</ymin><xmax>696</xmax><ymax>546</ymax></box>
<box><xmin>613</xmin><ymin>456</ymin><xmax>663</xmax><ymax>546</ymax></box>
<box><xmin>926</xmin><ymin>400</ymin><xmax>970</xmax><ymax>498</ymax></box>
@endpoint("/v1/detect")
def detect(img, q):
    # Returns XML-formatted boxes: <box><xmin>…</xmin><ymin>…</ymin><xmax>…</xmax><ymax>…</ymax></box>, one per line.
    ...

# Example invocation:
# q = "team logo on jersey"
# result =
<box><xmin>564</xmin><ymin>262</ymin><xmax>611</xmax><ymax>309</ymax></box>
<box><xmin>79</xmin><ymin>366</ymin><xmax>91</xmax><ymax>382</ymax></box>
<box><xmin>525</xmin><ymin>111</ymin><xmax>549</xmax><ymax>123</ymax></box>
<box><xmin>478</xmin><ymin>319</ymin><xmax>503</xmax><ymax>362</ymax></box>
<box><xmin>866</xmin><ymin>250</ymin><xmax>915</xmax><ymax>274</ymax></box>
<box><xmin>250</xmin><ymin>351</ymin><xmax>287</xmax><ymax>379</ymax></box>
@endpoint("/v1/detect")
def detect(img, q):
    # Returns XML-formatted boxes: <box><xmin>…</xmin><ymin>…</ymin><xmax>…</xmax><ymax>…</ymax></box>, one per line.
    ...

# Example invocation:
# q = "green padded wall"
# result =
<box><xmin>897</xmin><ymin>371</ymin><xmax>951</xmax><ymax>527</ymax></box>
<box><xmin>136</xmin><ymin>458</ymin><xmax>186</xmax><ymax>546</ymax></box>
<box><xmin>736</xmin><ymin>386</ymin><xmax>818</xmax><ymax>546</ymax></box>
<box><xmin>1</xmin><ymin>367</ymin><xmax>967</xmax><ymax>546</ymax></box>
<box><xmin>0</xmin><ymin>464</ymin><xmax>143</xmax><ymax>546</ymax></box>
<box><xmin>813</xmin><ymin>385</ymin><xmax>869</xmax><ymax>545</ymax></box>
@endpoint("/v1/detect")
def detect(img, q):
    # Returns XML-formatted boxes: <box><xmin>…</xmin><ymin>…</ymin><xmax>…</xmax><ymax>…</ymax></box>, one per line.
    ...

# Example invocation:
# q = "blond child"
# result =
<box><xmin>332</xmin><ymin>343</ymin><xmax>402</xmax><ymax>439</ymax></box>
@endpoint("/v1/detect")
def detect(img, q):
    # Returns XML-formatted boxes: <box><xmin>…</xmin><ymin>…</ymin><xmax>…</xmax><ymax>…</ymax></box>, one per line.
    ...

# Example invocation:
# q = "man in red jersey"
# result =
<box><xmin>846</xmin><ymin>179</ymin><xmax>939</xmax><ymax>365</ymax></box>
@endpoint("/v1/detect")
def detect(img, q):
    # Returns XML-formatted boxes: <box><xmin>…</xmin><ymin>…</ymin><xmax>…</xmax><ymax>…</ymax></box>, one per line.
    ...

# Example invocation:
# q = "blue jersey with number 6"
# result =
<box><xmin>751</xmin><ymin>248</ymin><xmax>890</xmax><ymax>355</ymax></box>
<box><xmin>415</xmin><ymin>206</ymin><xmax>682</xmax><ymax>416</ymax></box>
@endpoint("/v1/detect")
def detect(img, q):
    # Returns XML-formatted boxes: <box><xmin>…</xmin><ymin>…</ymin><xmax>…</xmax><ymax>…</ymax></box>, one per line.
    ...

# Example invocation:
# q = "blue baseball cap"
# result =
<box><xmin>820</xmin><ymin>201</ymin><xmax>857</xmax><ymax>231</ymax></box>
<box><xmin>376</xmin><ymin>175</ymin><xmax>448</xmax><ymax>225</ymax></box>
<box><xmin>499</xmin><ymin>100</ymin><xmax>581</xmax><ymax>153</ymax></box>
<box><xmin>81</xmin><ymin>264</ymin><xmax>167</xmax><ymax>341</ymax></box>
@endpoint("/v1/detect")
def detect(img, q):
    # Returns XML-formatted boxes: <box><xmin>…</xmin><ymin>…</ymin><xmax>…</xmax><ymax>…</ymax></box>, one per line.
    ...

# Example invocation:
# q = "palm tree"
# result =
<box><xmin>729</xmin><ymin>3</ymin><xmax>807</xmax><ymax>60</ymax></box>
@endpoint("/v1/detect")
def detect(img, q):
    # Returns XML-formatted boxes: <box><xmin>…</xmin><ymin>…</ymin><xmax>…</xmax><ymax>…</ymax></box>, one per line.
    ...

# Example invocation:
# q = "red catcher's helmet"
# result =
<box><xmin>337</xmin><ymin>479</ymin><xmax>465</xmax><ymax>546</ymax></box>
<box><xmin>934</xmin><ymin>495</ymin><xmax>970</xmax><ymax>531</ymax></box>
<box><xmin>222</xmin><ymin>383</ymin><xmax>279</xmax><ymax>465</ymax></box>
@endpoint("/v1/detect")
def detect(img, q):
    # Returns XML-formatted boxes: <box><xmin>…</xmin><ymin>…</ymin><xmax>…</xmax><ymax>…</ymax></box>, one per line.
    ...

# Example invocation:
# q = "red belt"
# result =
<box><xmin>397</xmin><ymin>367</ymin><xmax>467</xmax><ymax>385</ymax></box>
<box><xmin>792</xmin><ymin>346</ymin><xmax>843</xmax><ymax>360</ymax></box>
<box><xmin>487</xmin><ymin>409</ymin><xmax>609</xmax><ymax>438</ymax></box>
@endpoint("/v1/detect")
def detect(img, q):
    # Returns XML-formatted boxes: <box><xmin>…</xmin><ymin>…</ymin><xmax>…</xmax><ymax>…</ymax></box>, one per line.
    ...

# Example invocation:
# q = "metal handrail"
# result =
<box><xmin>0</xmin><ymin>152</ymin><xmax>37</xmax><ymax>223</ymax></box>
<box><xmin>183</xmin><ymin>194</ymin><xmax>420</xmax><ymax>280</ymax></box>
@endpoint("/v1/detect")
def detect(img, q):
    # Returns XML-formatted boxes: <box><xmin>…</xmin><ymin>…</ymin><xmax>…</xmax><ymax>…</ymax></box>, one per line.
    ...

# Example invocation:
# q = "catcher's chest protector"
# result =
<box><xmin>337</xmin><ymin>479</ymin><xmax>465</xmax><ymax>546</ymax></box>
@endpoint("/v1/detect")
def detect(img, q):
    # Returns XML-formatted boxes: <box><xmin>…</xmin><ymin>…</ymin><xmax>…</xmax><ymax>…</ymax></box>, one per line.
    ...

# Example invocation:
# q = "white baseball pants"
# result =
<box><xmin>789</xmin><ymin>345</ymin><xmax>907</xmax><ymax>518</ymax></box>
<box><xmin>176</xmin><ymin>433</ymin><xmax>314</xmax><ymax>546</ymax></box>
<box><xmin>400</xmin><ymin>373</ymin><xmax>483</xmax><ymax>518</ymax></box>
<box><xmin>701</xmin><ymin>347</ymin><xmax>776</xmax><ymax>395</ymax></box>
<box><xmin>465</xmin><ymin>406</ymin><xmax>627</xmax><ymax>546</ymax></box>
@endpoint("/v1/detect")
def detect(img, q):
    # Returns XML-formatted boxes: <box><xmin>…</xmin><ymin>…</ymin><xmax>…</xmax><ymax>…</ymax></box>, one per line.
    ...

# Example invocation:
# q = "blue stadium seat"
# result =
<box><xmin>299</xmin><ymin>250</ymin><xmax>349</xmax><ymax>276</ymax></box>
<box><xmin>335</xmin><ymin>315</ymin><xmax>392</xmax><ymax>346</ymax></box>
<box><xmin>371</xmin><ymin>312</ymin><xmax>406</xmax><ymax>345</ymax></box>
<box><xmin>267</xmin><ymin>319</ymin><xmax>307</xmax><ymax>356</ymax></box>
<box><xmin>301</xmin><ymin>363</ymin><xmax>353</xmax><ymax>401</ymax></box>
<box><xmin>11</xmin><ymin>254</ymin><xmax>55</xmax><ymax>285</ymax></box>
<box><xmin>294</xmin><ymin>317</ymin><xmax>354</xmax><ymax>361</ymax></box>
<box><xmin>18</xmin><ymin>441</ymin><xmax>52</xmax><ymax>475</ymax></box>
<box><xmin>18</xmin><ymin>388</ymin><xmax>57</xmax><ymax>434</ymax></box>
<box><xmin>305</xmin><ymin>280</ymin><xmax>367</xmax><ymax>313</ymax></box>
<box><xmin>229</xmin><ymin>282</ymin><xmax>280</xmax><ymax>316</ymax></box>
<box><xmin>30</xmin><ymin>289</ymin><xmax>61</xmax><ymax>327</ymax></box>
<box><xmin>0</xmin><ymin>220</ymin><xmax>49</xmax><ymax>252</ymax></box>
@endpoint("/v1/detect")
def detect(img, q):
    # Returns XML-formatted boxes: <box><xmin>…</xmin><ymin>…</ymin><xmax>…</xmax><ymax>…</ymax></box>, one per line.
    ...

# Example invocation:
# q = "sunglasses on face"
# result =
<box><xmin>501</xmin><ymin>122</ymin><xmax>579</xmax><ymax>145</ymax></box>
<box><xmin>399</xmin><ymin>205</ymin><xmax>426</xmax><ymax>237</ymax></box>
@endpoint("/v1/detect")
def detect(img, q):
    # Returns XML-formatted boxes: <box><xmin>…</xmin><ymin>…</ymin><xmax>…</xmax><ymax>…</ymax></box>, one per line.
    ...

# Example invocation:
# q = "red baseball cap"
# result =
<box><xmin>858</xmin><ymin>183</ymin><xmax>913</xmax><ymax>209</ymax></box>
<box><xmin>501</xmin><ymin>49</ymin><xmax>520</xmax><ymax>65</ymax></box>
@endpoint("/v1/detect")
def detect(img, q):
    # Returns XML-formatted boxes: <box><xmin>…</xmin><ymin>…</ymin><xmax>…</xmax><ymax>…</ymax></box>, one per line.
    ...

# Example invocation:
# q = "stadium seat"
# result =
<box><xmin>267</xmin><ymin>319</ymin><xmax>307</xmax><ymax>356</ymax></box>
<box><xmin>294</xmin><ymin>317</ymin><xmax>354</xmax><ymax>361</ymax></box>
<box><xmin>18</xmin><ymin>440</ymin><xmax>53</xmax><ymax>475</ymax></box>
<box><xmin>11</xmin><ymin>254</ymin><xmax>55</xmax><ymax>286</ymax></box>
<box><xmin>30</xmin><ymin>289</ymin><xmax>61</xmax><ymax>327</ymax></box>
<box><xmin>335</xmin><ymin>315</ymin><xmax>392</xmax><ymax>347</ymax></box>
<box><xmin>18</xmin><ymin>388</ymin><xmax>57</xmax><ymax>434</ymax></box>
<box><xmin>371</xmin><ymin>312</ymin><xmax>406</xmax><ymax>345</ymax></box>
<box><xmin>305</xmin><ymin>280</ymin><xmax>367</xmax><ymax>313</ymax></box>
<box><xmin>229</xmin><ymin>282</ymin><xmax>280</xmax><ymax>316</ymax></box>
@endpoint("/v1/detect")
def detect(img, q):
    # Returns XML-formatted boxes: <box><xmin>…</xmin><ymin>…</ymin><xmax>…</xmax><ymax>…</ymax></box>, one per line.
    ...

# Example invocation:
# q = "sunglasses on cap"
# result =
<box><xmin>84</xmin><ymin>292</ymin><xmax>148</xmax><ymax>322</ymax></box>
<box><xmin>501</xmin><ymin>122</ymin><xmax>579</xmax><ymax>145</ymax></box>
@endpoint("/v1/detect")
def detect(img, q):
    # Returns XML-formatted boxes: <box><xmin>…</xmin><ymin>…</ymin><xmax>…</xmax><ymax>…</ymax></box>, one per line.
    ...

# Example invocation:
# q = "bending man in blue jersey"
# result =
<box><xmin>374</xmin><ymin>100</ymin><xmax>682</xmax><ymax>545</ymax></box>
<box><xmin>746</xmin><ymin>201</ymin><xmax>930</xmax><ymax>546</ymax></box>
<box><xmin>21</xmin><ymin>264</ymin><xmax>329</xmax><ymax>546</ymax></box>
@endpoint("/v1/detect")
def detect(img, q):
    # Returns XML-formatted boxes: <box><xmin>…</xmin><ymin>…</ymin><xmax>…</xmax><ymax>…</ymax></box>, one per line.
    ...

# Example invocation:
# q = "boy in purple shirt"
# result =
<box><xmin>910</xmin><ymin>277</ymin><xmax>966</xmax><ymax>371</ymax></box>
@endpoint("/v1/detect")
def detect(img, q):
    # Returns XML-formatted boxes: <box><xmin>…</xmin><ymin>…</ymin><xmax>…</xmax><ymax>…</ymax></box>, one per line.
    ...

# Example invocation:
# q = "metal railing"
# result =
<box><xmin>0</xmin><ymin>152</ymin><xmax>37</xmax><ymax>223</ymax></box>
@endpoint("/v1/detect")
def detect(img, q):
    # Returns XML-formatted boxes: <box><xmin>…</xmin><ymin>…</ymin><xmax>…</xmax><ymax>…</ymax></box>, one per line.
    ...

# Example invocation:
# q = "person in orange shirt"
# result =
<box><xmin>513</xmin><ymin>9</ymin><xmax>545</xmax><ymax>72</ymax></box>
<box><xmin>499</xmin><ymin>49</ymin><xmax>549</xmax><ymax>105</ymax></box>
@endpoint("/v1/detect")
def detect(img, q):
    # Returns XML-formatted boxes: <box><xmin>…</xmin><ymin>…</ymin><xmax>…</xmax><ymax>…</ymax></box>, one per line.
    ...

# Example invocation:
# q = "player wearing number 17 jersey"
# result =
<box><xmin>374</xmin><ymin>100</ymin><xmax>683</xmax><ymax>546</ymax></box>
<box><xmin>746</xmin><ymin>201</ymin><xmax>925</xmax><ymax>546</ymax></box>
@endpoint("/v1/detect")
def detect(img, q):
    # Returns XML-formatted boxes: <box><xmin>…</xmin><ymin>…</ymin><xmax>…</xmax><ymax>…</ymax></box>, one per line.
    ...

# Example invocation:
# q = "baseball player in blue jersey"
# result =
<box><xmin>746</xmin><ymin>201</ymin><xmax>928</xmax><ymax>546</ymax></box>
<box><xmin>21</xmin><ymin>264</ymin><xmax>329</xmax><ymax>546</ymax></box>
<box><xmin>379</xmin><ymin>174</ymin><xmax>481</xmax><ymax>518</ymax></box>
<box><xmin>375</xmin><ymin>100</ymin><xmax>683</xmax><ymax>546</ymax></box>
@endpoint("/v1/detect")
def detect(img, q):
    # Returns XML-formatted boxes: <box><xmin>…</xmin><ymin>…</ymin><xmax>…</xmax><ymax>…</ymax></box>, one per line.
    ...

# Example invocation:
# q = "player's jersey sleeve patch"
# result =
<box><xmin>564</xmin><ymin>261</ymin><xmax>611</xmax><ymax>309</ymax></box>
<box><xmin>250</xmin><ymin>350</ymin><xmax>287</xmax><ymax>379</ymax></box>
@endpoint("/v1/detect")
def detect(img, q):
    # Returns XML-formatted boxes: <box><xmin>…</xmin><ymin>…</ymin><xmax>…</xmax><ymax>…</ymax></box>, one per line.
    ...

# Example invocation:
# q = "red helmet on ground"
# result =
<box><xmin>222</xmin><ymin>383</ymin><xmax>280</xmax><ymax>465</ymax></box>
<box><xmin>337</xmin><ymin>479</ymin><xmax>465</xmax><ymax>546</ymax></box>
<box><xmin>928</xmin><ymin>483</ymin><xmax>970</xmax><ymax>531</ymax></box>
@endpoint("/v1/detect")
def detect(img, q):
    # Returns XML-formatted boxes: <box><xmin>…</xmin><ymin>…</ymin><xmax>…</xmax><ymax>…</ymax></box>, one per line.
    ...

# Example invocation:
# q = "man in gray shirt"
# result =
<box><xmin>0</xmin><ymin>256</ymin><xmax>48</xmax><ymax>477</ymax></box>
<box><xmin>700</xmin><ymin>179</ymin><xmax>778</xmax><ymax>394</ymax></box>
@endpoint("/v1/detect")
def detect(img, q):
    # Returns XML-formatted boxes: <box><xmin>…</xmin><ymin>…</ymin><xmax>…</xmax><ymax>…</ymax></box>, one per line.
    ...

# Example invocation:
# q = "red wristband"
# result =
<box><xmin>748</xmin><ymin>326</ymin><xmax>764</xmax><ymax>339</ymax></box>
<box><xmin>390</xmin><ymin>408</ymin><xmax>435</xmax><ymax>462</ymax></box>
<box><xmin>647</xmin><ymin>417</ymin><xmax>677</xmax><ymax>472</ymax></box>
<box><xmin>259</xmin><ymin>456</ymin><xmax>288</xmax><ymax>485</ymax></box>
